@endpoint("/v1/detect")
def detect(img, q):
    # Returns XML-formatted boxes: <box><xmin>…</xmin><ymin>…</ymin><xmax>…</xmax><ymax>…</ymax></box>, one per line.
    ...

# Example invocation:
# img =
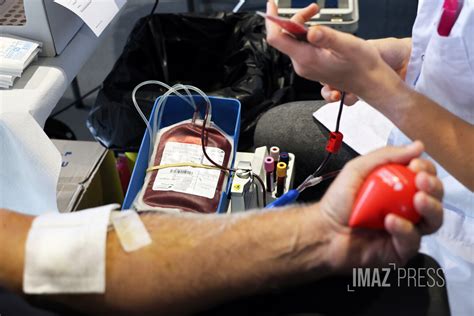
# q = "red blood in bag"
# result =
<box><xmin>349</xmin><ymin>164</ymin><xmax>420</xmax><ymax>230</ymax></box>
<box><xmin>143</xmin><ymin>123</ymin><xmax>232</xmax><ymax>214</ymax></box>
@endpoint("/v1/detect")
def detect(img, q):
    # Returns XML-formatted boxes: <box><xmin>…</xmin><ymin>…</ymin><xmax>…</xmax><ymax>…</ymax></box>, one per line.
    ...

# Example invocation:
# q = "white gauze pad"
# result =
<box><xmin>23</xmin><ymin>204</ymin><xmax>119</xmax><ymax>294</ymax></box>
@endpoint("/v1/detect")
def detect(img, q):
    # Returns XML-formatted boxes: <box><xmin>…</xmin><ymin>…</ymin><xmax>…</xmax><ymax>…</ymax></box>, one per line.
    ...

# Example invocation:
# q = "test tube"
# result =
<box><xmin>279</xmin><ymin>152</ymin><xmax>289</xmax><ymax>166</ymax></box>
<box><xmin>270</xmin><ymin>146</ymin><xmax>280</xmax><ymax>164</ymax></box>
<box><xmin>270</xmin><ymin>146</ymin><xmax>280</xmax><ymax>181</ymax></box>
<box><xmin>276</xmin><ymin>162</ymin><xmax>287</xmax><ymax>197</ymax></box>
<box><xmin>264</xmin><ymin>156</ymin><xmax>275</xmax><ymax>192</ymax></box>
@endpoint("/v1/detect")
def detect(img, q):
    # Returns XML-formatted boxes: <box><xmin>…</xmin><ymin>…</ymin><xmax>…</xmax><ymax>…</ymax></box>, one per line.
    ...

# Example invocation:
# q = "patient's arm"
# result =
<box><xmin>0</xmin><ymin>207</ymin><xmax>332</xmax><ymax>315</ymax></box>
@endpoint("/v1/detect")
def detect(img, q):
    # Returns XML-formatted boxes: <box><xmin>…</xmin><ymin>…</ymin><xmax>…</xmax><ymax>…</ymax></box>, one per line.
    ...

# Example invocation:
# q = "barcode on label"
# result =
<box><xmin>153</xmin><ymin>142</ymin><xmax>225</xmax><ymax>198</ymax></box>
<box><xmin>170</xmin><ymin>169</ymin><xmax>193</xmax><ymax>175</ymax></box>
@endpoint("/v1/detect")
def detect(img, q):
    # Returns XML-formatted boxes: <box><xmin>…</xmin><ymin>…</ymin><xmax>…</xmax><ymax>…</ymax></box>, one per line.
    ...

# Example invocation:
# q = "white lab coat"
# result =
<box><xmin>388</xmin><ymin>0</ymin><xmax>474</xmax><ymax>315</ymax></box>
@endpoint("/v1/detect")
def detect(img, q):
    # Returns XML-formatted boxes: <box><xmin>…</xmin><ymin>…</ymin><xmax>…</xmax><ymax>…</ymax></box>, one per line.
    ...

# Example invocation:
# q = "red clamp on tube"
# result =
<box><xmin>326</xmin><ymin>132</ymin><xmax>343</xmax><ymax>153</ymax></box>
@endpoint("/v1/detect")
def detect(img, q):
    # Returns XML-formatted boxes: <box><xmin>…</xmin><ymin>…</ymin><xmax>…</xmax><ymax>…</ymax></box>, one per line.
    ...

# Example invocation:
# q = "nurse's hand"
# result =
<box><xmin>319</xmin><ymin>141</ymin><xmax>444</xmax><ymax>271</ymax></box>
<box><xmin>322</xmin><ymin>38</ymin><xmax>413</xmax><ymax>104</ymax></box>
<box><xmin>266</xmin><ymin>0</ymin><xmax>403</xmax><ymax>106</ymax></box>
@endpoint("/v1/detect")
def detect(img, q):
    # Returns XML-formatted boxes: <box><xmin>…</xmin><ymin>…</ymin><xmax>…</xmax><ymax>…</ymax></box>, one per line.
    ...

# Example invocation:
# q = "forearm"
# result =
<box><xmin>369</xmin><ymin>82</ymin><xmax>474</xmax><ymax>190</ymax></box>
<box><xmin>348</xmin><ymin>35</ymin><xmax>473</xmax><ymax>189</ymax></box>
<box><xmin>1</xmin><ymin>205</ymin><xmax>332</xmax><ymax>315</ymax></box>
<box><xmin>93</xmin><ymin>206</ymin><xmax>331</xmax><ymax>315</ymax></box>
<box><xmin>0</xmin><ymin>208</ymin><xmax>33</xmax><ymax>292</ymax></box>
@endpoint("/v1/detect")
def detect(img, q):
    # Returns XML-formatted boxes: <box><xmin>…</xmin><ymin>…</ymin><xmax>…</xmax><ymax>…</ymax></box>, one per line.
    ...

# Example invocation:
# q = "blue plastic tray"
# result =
<box><xmin>123</xmin><ymin>95</ymin><xmax>241</xmax><ymax>213</ymax></box>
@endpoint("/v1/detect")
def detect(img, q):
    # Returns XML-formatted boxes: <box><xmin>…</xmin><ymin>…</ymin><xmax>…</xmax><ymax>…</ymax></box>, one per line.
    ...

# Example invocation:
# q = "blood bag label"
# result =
<box><xmin>152</xmin><ymin>142</ymin><xmax>225</xmax><ymax>199</ymax></box>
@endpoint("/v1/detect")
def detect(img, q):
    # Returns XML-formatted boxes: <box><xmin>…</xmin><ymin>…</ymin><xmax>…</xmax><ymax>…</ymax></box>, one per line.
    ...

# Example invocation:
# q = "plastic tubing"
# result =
<box><xmin>131</xmin><ymin>80</ymin><xmax>199</xmax><ymax>150</ymax></box>
<box><xmin>153</xmin><ymin>84</ymin><xmax>213</xmax><ymax>143</ymax></box>
<box><xmin>132</xmin><ymin>80</ymin><xmax>215</xmax><ymax>159</ymax></box>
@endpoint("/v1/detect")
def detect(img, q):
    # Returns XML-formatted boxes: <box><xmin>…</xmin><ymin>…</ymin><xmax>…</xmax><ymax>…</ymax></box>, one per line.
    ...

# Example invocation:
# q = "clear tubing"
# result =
<box><xmin>131</xmin><ymin>80</ymin><xmax>199</xmax><ymax>150</ymax></box>
<box><xmin>152</xmin><ymin>84</ymin><xmax>213</xmax><ymax>144</ymax></box>
<box><xmin>296</xmin><ymin>170</ymin><xmax>341</xmax><ymax>193</ymax></box>
<box><xmin>132</xmin><ymin>80</ymin><xmax>214</xmax><ymax>164</ymax></box>
<box><xmin>172</xmin><ymin>83</ymin><xmax>197</xmax><ymax>112</ymax></box>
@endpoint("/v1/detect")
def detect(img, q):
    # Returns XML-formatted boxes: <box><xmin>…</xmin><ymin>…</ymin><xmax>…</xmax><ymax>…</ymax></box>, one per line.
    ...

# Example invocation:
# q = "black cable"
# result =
<box><xmin>310</xmin><ymin>91</ymin><xmax>346</xmax><ymax>178</ymax></box>
<box><xmin>335</xmin><ymin>91</ymin><xmax>346</xmax><ymax>132</ymax></box>
<box><xmin>127</xmin><ymin>0</ymin><xmax>160</xmax><ymax>50</ymax></box>
<box><xmin>150</xmin><ymin>0</ymin><xmax>159</xmax><ymax>15</ymax></box>
<box><xmin>50</xmin><ymin>84</ymin><xmax>102</xmax><ymax>118</ymax></box>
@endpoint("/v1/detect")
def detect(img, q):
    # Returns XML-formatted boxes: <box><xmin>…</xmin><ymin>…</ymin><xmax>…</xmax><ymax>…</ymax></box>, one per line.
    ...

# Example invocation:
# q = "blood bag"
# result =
<box><xmin>133</xmin><ymin>119</ymin><xmax>234</xmax><ymax>214</ymax></box>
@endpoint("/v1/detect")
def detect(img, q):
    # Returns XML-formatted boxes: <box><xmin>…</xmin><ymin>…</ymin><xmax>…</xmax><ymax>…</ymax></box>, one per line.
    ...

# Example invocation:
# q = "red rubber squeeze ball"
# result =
<box><xmin>349</xmin><ymin>164</ymin><xmax>421</xmax><ymax>230</ymax></box>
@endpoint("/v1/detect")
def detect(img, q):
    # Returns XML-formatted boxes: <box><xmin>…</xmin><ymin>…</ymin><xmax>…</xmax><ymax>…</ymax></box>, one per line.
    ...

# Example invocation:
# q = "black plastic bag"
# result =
<box><xmin>87</xmin><ymin>13</ymin><xmax>294</xmax><ymax>152</ymax></box>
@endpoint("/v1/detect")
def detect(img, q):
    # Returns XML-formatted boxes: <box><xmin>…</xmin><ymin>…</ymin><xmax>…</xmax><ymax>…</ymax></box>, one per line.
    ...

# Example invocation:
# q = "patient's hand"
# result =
<box><xmin>317</xmin><ymin>141</ymin><xmax>443</xmax><ymax>272</ymax></box>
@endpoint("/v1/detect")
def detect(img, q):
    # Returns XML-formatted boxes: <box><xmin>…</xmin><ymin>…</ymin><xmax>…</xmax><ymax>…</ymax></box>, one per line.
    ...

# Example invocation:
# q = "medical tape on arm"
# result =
<box><xmin>23</xmin><ymin>204</ymin><xmax>119</xmax><ymax>294</ymax></box>
<box><xmin>109</xmin><ymin>210</ymin><xmax>152</xmax><ymax>253</ymax></box>
<box><xmin>23</xmin><ymin>205</ymin><xmax>153</xmax><ymax>294</ymax></box>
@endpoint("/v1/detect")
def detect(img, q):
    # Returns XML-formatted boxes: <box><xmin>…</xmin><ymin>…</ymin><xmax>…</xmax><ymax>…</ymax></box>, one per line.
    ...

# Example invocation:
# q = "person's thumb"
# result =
<box><xmin>307</xmin><ymin>25</ymin><xmax>360</xmax><ymax>54</ymax></box>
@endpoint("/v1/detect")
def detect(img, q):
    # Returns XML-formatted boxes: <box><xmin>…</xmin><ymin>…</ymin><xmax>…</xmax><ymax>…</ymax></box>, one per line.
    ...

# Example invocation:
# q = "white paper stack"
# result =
<box><xmin>0</xmin><ymin>34</ymin><xmax>42</xmax><ymax>88</ymax></box>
